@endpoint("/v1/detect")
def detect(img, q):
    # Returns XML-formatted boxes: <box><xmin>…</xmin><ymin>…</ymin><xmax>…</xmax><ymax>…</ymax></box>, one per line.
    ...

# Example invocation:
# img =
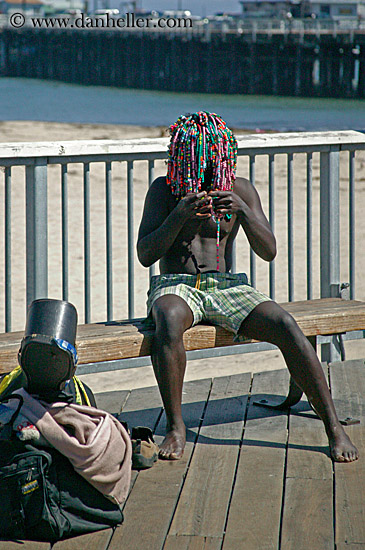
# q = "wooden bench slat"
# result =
<box><xmin>0</xmin><ymin>299</ymin><xmax>365</xmax><ymax>375</ymax></box>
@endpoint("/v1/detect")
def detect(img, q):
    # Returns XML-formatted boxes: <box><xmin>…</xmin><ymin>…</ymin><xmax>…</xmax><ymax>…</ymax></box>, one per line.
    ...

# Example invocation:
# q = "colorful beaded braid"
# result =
<box><xmin>216</xmin><ymin>217</ymin><xmax>221</xmax><ymax>270</ymax></box>
<box><xmin>166</xmin><ymin>111</ymin><xmax>237</xmax><ymax>197</ymax></box>
<box><xmin>166</xmin><ymin>112</ymin><xmax>237</xmax><ymax>271</ymax></box>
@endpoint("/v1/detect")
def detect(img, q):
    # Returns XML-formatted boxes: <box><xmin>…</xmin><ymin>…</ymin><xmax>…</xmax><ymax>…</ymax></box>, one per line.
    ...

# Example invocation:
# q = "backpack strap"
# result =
<box><xmin>73</xmin><ymin>376</ymin><xmax>92</xmax><ymax>407</ymax></box>
<box><xmin>0</xmin><ymin>366</ymin><xmax>27</xmax><ymax>399</ymax></box>
<box><xmin>0</xmin><ymin>393</ymin><xmax>24</xmax><ymax>440</ymax></box>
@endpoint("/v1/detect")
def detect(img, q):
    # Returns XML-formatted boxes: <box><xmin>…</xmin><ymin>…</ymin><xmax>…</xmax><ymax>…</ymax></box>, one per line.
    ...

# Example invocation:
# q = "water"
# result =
<box><xmin>1</xmin><ymin>77</ymin><xmax>365</xmax><ymax>131</ymax></box>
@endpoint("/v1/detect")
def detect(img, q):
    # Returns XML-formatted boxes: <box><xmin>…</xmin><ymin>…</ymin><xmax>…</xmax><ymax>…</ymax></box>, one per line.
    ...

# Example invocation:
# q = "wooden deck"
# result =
<box><xmin>1</xmin><ymin>359</ymin><xmax>364</xmax><ymax>550</ymax></box>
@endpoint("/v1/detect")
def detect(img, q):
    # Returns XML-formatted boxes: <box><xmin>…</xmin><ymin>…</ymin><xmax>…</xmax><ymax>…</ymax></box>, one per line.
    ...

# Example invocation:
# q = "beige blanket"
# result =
<box><xmin>11</xmin><ymin>389</ymin><xmax>132</xmax><ymax>505</ymax></box>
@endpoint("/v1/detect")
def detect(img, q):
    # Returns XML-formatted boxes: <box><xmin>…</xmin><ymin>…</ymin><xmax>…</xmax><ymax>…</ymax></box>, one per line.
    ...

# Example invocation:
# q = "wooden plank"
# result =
<box><xmin>118</xmin><ymin>384</ymin><xmax>164</xmax><ymax>496</ymax></box>
<box><xmin>281</xmin><ymin>478</ymin><xmax>333</xmax><ymax>550</ymax></box>
<box><xmin>280</xmin><ymin>298</ymin><xmax>365</xmax><ymax>313</ymax></box>
<box><xmin>330</xmin><ymin>360</ymin><xmax>365</xmax><ymax>547</ymax></box>
<box><xmin>118</xmin><ymin>384</ymin><xmax>163</xmax><ymax>432</ymax></box>
<box><xmin>164</xmin><ymin>535</ymin><xmax>222</xmax><ymax>550</ymax></box>
<box><xmin>51</xmin><ymin>529</ymin><xmax>113</xmax><ymax>550</ymax></box>
<box><xmin>222</xmin><ymin>369</ymin><xmax>289</xmax><ymax>550</ymax></box>
<box><xmin>168</xmin><ymin>373</ymin><xmax>251</xmax><ymax>538</ymax></box>
<box><xmin>285</xmin><ymin>410</ymin><xmax>332</xmax><ymax>479</ymax></box>
<box><xmin>94</xmin><ymin>390</ymin><xmax>130</xmax><ymax>415</ymax></box>
<box><xmin>337</xmin><ymin>545</ymin><xmax>365</xmax><ymax>550</ymax></box>
<box><xmin>285</xmin><ymin>365</ymin><xmax>333</xmax><ymax>480</ymax></box>
<box><xmin>108</xmin><ymin>378</ymin><xmax>213</xmax><ymax>550</ymax></box>
<box><xmin>281</xmin><ymin>365</ymin><xmax>334</xmax><ymax>550</ymax></box>
<box><xmin>0</xmin><ymin>329</ymin><xmax>23</xmax><ymax>346</ymax></box>
<box><xmin>1</xmin><ymin>299</ymin><xmax>364</xmax><ymax>374</ymax></box>
<box><xmin>0</xmin><ymin>542</ymin><xmax>50</xmax><ymax>549</ymax></box>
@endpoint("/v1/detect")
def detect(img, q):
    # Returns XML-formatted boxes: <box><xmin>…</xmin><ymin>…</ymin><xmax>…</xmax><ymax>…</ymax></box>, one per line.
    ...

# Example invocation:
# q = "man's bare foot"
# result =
<box><xmin>328</xmin><ymin>425</ymin><xmax>359</xmax><ymax>463</ymax></box>
<box><xmin>309</xmin><ymin>401</ymin><xmax>359</xmax><ymax>463</ymax></box>
<box><xmin>159</xmin><ymin>425</ymin><xmax>186</xmax><ymax>460</ymax></box>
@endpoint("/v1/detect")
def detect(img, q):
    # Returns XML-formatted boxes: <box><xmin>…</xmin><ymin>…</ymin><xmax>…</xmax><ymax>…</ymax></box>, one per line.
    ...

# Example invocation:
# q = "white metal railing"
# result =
<box><xmin>1</xmin><ymin>131</ymin><xmax>365</xmax><ymax>364</ymax></box>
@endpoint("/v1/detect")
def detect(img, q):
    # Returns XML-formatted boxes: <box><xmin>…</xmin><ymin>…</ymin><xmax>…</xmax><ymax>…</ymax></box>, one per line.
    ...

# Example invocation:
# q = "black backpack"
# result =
<box><xmin>0</xmin><ymin>392</ymin><xmax>124</xmax><ymax>542</ymax></box>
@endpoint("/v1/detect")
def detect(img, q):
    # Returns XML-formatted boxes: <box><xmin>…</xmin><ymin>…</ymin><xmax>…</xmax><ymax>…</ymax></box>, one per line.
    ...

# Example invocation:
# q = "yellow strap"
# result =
<box><xmin>73</xmin><ymin>376</ymin><xmax>82</xmax><ymax>404</ymax></box>
<box><xmin>73</xmin><ymin>375</ymin><xmax>91</xmax><ymax>407</ymax></box>
<box><xmin>0</xmin><ymin>365</ymin><xmax>23</xmax><ymax>395</ymax></box>
<box><xmin>195</xmin><ymin>273</ymin><xmax>201</xmax><ymax>290</ymax></box>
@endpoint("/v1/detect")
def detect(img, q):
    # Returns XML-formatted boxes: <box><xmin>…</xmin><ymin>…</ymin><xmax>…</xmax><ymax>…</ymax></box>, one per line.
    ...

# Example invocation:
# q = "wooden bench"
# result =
<box><xmin>1</xmin><ymin>298</ymin><xmax>365</xmax><ymax>375</ymax></box>
<box><xmin>1</xmin><ymin>298</ymin><xmax>365</xmax><ymax>407</ymax></box>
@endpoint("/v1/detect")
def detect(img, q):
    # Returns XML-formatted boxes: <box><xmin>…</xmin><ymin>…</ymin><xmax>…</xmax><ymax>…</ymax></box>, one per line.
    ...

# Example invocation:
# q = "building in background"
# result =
<box><xmin>239</xmin><ymin>0</ymin><xmax>302</xmax><ymax>18</ymax></box>
<box><xmin>42</xmin><ymin>0</ymin><xmax>84</xmax><ymax>14</ymax></box>
<box><xmin>239</xmin><ymin>0</ymin><xmax>365</xmax><ymax>18</ymax></box>
<box><xmin>301</xmin><ymin>0</ymin><xmax>365</xmax><ymax>18</ymax></box>
<box><xmin>0</xmin><ymin>0</ymin><xmax>44</xmax><ymax>14</ymax></box>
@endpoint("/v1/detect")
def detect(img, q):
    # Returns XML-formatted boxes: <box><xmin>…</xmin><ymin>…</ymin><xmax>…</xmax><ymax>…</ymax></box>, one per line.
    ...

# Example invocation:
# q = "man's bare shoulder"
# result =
<box><xmin>149</xmin><ymin>176</ymin><xmax>170</xmax><ymax>195</ymax></box>
<box><xmin>142</xmin><ymin>176</ymin><xmax>175</xmax><ymax>216</ymax></box>
<box><xmin>233</xmin><ymin>176</ymin><xmax>264</xmax><ymax>211</ymax></box>
<box><xmin>233</xmin><ymin>176</ymin><xmax>254</xmax><ymax>199</ymax></box>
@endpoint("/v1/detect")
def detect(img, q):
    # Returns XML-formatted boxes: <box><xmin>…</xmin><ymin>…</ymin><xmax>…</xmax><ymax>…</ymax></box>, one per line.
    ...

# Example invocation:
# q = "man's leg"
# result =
<box><xmin>239</xmin><ymin>301</ymin><xmax>358</xmax><ymax>462</ymax></box>
<box><xmin>151</xmin><ymin>294</ymin><xmax>194</xmax><ymax>459</ymax></box>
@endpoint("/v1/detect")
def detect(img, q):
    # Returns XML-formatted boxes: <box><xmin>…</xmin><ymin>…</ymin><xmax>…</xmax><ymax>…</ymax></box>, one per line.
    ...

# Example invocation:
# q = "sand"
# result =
<box><xmin>0</xmin><ymin>120</ymin><xmax>364</xmax><ymax>394</ymax></box>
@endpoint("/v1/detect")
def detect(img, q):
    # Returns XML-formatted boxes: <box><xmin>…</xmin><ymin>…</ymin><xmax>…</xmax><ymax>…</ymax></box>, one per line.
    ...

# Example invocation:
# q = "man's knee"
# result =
<box><xmin>274</xmin><ymin>310</ymin><xmax>300</xmax><ymax>339</ymax></box>
<box><xmin>245</xmin><ymin>301</ymin><xmax>302</xmax><ymax>344</ymax></box>
<box><xmin>152</xmin><ymin>298</ymin><xmax>192</xmax><ymax>342</ymax></box>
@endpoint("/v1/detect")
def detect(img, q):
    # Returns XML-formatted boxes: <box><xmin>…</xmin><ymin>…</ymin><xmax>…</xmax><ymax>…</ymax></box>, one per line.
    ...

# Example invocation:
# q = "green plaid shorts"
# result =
<box><xmin>146</xmin><ymin>272</ymin><xmax>271</xmax><ymax>342</ymax></box>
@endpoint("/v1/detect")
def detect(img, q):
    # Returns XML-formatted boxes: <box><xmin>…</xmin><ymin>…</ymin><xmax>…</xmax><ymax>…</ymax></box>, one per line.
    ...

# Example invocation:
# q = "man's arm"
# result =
<box><xmin>137</xmin><ymin>177</ymin><xmax>212</xmax><ymax>267</ymax></box>
<box><xmin>210</xmin><ymin>177</ymin><xmax>276</xmax><ymax>262</ymax></box>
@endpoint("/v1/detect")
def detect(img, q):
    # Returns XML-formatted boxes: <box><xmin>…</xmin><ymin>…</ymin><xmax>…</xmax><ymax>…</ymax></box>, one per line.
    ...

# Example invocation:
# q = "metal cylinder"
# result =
<box><xmin>24</xmin><ymin>298</ymin><xmax>77</xmax><ymax>346</ymax></box>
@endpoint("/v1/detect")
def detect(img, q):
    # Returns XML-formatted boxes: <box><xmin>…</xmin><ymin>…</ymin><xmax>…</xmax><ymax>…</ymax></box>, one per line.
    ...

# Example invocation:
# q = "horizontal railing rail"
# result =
<box><xmin>1</xmin><ymin>132</ymin><xmax>364</xmax><ymax>163</ymax></box>
<box><xmin>1</xmin><ymin>130</ymin><xmax>365</xmax><ymax>362</ymax></box>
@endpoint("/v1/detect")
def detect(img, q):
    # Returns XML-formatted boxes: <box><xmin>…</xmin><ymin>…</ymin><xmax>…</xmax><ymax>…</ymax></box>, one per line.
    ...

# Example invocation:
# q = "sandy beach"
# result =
<box><xmin>0</xmin><ymin>120</ymin><xmax>364</xmax><ymax>394</ymax></box>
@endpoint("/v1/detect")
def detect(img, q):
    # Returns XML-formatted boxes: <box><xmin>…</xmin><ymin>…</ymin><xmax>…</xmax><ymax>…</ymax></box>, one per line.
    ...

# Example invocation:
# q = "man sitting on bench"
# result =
<box><xmin>137</xmin><ymin>111</ymin><xmax>358</xmax><ymax>463</ymax></box>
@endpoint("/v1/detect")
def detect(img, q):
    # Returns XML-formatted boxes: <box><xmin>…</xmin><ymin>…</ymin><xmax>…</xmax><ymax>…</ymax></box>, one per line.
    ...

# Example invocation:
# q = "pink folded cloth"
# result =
<box><xmin>9</xmin><ymin>389</ymin><xmax>132</xmax><ymax>505</ymax></box>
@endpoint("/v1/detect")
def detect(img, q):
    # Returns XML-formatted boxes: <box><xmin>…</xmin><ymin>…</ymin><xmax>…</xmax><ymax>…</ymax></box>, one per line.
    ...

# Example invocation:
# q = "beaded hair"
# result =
<box><xmin>166</xmin><ymin>111</ymin><xmax>237</xmax><ymax>197</ymax></box>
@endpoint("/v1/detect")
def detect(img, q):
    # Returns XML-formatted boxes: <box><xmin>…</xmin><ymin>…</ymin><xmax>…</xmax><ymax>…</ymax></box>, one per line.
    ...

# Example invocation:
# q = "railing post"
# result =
<box><xmin>5</xmin><ymin>167</ymin><xmax>12</xmax><ymax>332</ymax></box>
<box><xmin>25</xmin><ymin>159</ymin><xmax>48</xmax><ymax>309</ymax></box>
<box><xmin>320</xmin><ymin>148</ymin><xmax>341</xmax><ymax>362</ymax></box>
<box><xmin>127</xmin><ymin>161</ymin><xmax>134</xmax><ymax>319</ymax></box>
<box><xmin>148</xmin><ymin>160</ymin><xmax>156</xmax><ymax>280</ymax></box>
<box><xmin>105</xmin><ymin>161</ymin><xmax>113</xmax><ymax>321</ymax></box>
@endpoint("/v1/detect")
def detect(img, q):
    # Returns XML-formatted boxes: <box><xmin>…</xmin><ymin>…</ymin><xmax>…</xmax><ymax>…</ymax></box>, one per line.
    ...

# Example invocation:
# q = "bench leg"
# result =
<box><xmin>253</xmin><ymin>336</ymin><xmax>317</xmax><ymax>411</ymax></box>
<box><xmin>253</xmin><ymin>336</ymin><xmax>360</xmax><ymax>425</ymax></box>
<box><xmin>253</xmin><ymin>375</ymin><xmax>304</xmax><ymax>410</ymax></box>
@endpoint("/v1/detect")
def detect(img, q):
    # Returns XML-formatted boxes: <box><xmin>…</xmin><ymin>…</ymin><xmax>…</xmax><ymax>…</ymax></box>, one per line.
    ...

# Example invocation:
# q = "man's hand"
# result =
<box><xmin>209</xmin><ymin>180</ymin><xmax>276</xmax><ymax>262</ymax></box>
<box><xmin>176</xmin><ymin>192</ymin><xmax>213</xmax><ymax>220</ymax></box>
<box><xmin>208</xmin><ymin>190</ymin><xmax>246</xmax><ymax>217</ymax></box>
